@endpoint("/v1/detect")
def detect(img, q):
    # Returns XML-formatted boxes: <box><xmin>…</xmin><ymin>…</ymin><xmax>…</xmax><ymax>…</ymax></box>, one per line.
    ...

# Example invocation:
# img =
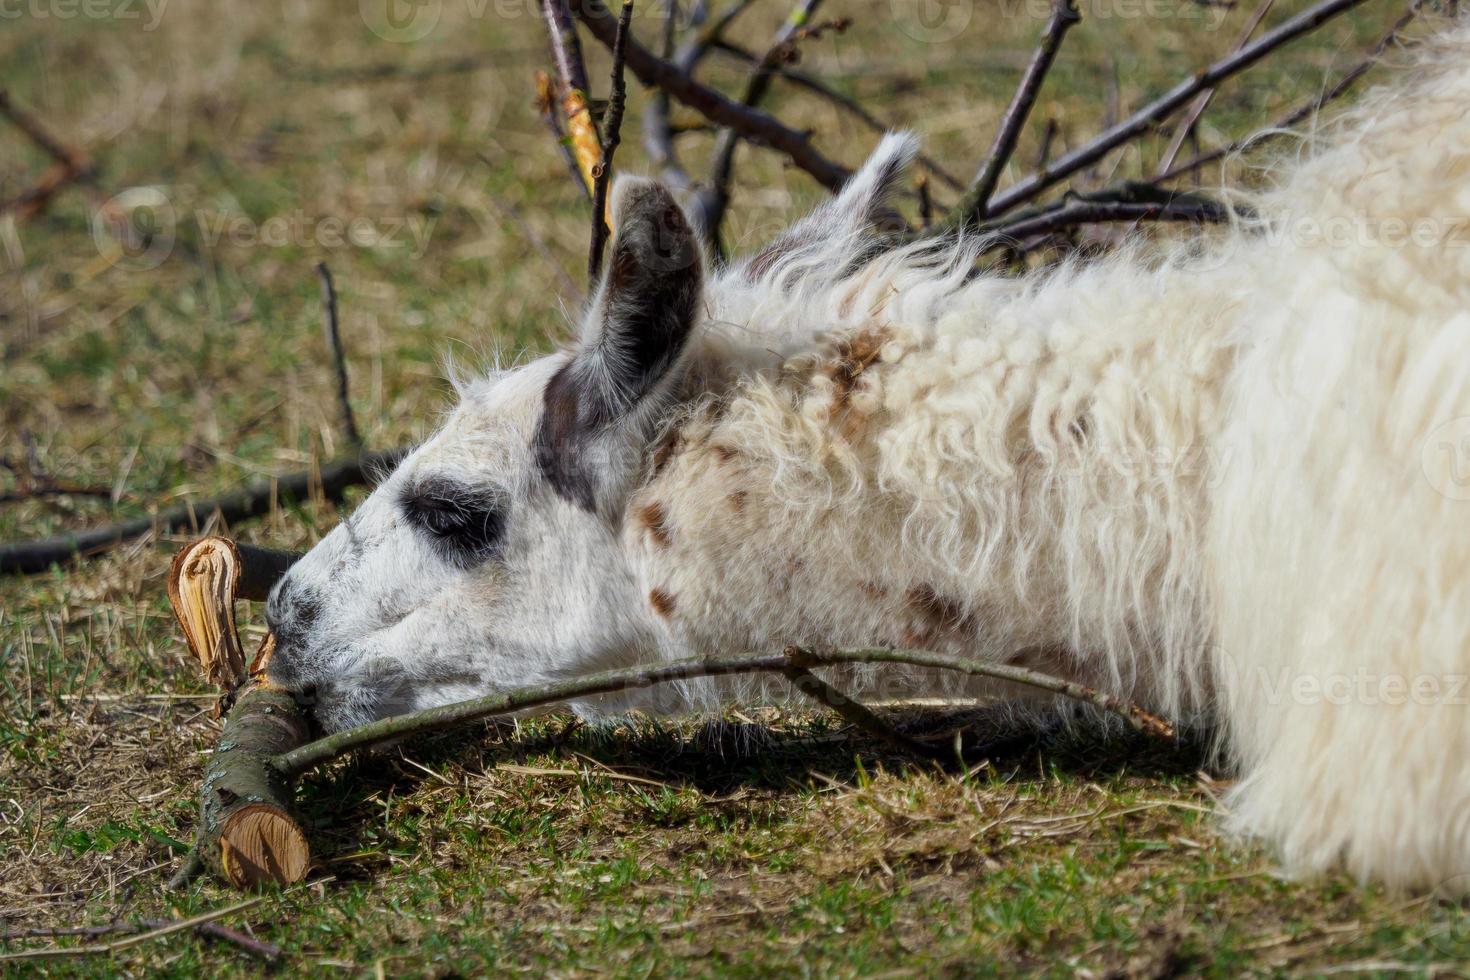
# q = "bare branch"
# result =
<box><xmin>589</xmin><ymin>0</ymin><xmax>636</xmax><ymax>286</ymax></box>
<box><xmin>1155</xmin><ymin>0</ymin><xmax>1276</xmax><ymax>178</ymax></box>
<box><xmin>955</xmin><ymin>0</ymin><xmax>1080</xmax><ymax>226</ymax></box>
<box><xmin>274</xmin><ymin>645</ymin><xmax>1174</xmax><ymax>778</ymax></box>
<box><xmin>571</xmin><ymin>0</ymin><xmax>851</xmax><ymax>192</ymax></box>
<box><xmin>707</xmin><ymin>39</ymin><xmax>965</xmax><ymax>191</ymax></box>
<box><xmin>541</xmin><ymin>0</ymin><xmax>603</xmax><ymax>194</ymax></box>
<box><xmin>0</xmin><ymin>449</ymin><xmax>405</xmax><ymax>576</ymax></box>
<box><xmin>702</xmin><ymin>0</ymin><xmax>829</xmax><ymax>255</ymax></box>
<box><xmin>1158</xmin><ymin>0</ymin><xmax>1426</xmax><ymax>183</ymax></box>
<box><xmin>315</xmin><ymin>262</ymin><xmax>361</xmax><ymax>450</ymax></box>
<box><xmin>0</xmin><ymin>89</ymin><xmax>95</xmax><ymax>218</ymax></box>
<box><xmin>534</xmin><ymin>69</ymin><xmax>594</xmax><ymax>198</ymax></box>
<box><xmin>985</xmin><ymin>0</ymin><xmax>1378</xmax><ymax>217</ymax></box>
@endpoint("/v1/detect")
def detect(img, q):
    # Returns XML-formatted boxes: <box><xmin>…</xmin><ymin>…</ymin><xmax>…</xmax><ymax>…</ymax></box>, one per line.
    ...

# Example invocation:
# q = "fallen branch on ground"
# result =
<box><xmin>0</xmin><ymin>448</ymin><xmax>402</xmax><ymax>576</ymax></box>
<box><xmin>0</xmin><ymin>90</ymin><xmax>95</xmax><ymax>219</ymax></box>
<box><xmin>167</xmin><ymin>537</ymin><xmax>312</xmax><ymax>890</ymax></box>
<box><xmin>167</xmin><ymin>537</ymin><xmax>1175</xmax><ymax>889</ymax></box>
<box><xmin>0</xmin><ymin>898</ymin><xmax>265</xmax><ymax>963</ymax></box>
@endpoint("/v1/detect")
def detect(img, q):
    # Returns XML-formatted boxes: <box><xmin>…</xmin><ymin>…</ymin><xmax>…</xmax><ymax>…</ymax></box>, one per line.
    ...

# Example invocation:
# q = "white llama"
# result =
<box><xmin>264</xmin><ymin>21</ymin><xmax>1470</xmax><ymax>892</ymax></box>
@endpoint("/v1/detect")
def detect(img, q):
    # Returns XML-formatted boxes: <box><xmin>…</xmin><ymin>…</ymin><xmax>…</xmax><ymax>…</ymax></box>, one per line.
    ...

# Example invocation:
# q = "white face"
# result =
<box><xmin>264</xmin><ymin>135</ymin><xmax>920</xmax><ymax>730</ymax></box>
<box><xmin>264</xmin><ymin>178</ymin><xmax>705</xmax><ymax>730</ymax></box>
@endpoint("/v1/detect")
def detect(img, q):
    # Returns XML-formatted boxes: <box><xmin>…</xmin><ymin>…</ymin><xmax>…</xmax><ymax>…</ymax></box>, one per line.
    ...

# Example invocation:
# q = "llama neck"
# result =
<box><xmin>627</xmin><ymin>256</ymin><xmax>1246</xmax><ymax>716</ymax></box>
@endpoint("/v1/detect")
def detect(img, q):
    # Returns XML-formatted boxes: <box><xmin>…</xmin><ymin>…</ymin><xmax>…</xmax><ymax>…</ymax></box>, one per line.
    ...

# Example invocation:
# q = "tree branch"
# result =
<box><xmin>541</xmin><ymin>0</ymin><xmax>603</xmax><ymax>195</ymax></box>
<box><xmin>274</xmin><ymin>646</ymin><xmax>1174</xmax><ymax>778</ymax></box>
<box><xmin>954</xmin><ymin>0</ymin><xmax>1080</xmax><ymax>227</ymax></box>
<box><xmin>570</xmin><ymin>0</ymin><xmax>851</xmax><ymax>192</ymax></box>
<box><xmin>1157</xmin><ymin>0</ymin><xmax>1426</xmax><ymax>182</ymax></box>
<box><xmin>701</xmin><ymin>0</ymin><xmax>829</xmax><ymax>255</ymax></box>
<box><xmin>0</xmin><ymin>448</ymin><xmax>404</xmax><ymax>576</ymax></box>
<box><xmin>315</xmin><ymin>262</ymin><xmax>361</xmax><ymax>450</ymax></box>
<box><xmin>984</xmin><ymin>0</ymin><xmax>1377</xmax><ymax>217</ymax></box>
<box><xmin>1154</xmin><ymin>0</ymin><xmax>1276</xmax><ymax>178</ymax></box>
<box><xmin>707</xmin><ymin>39</ymin><xmax>964</xmax><ymax>191</ymax></box>
<box><xmin>588</xmin><ymin>0</ymin><xmax>635</xmax><ymax>286</ymax></box>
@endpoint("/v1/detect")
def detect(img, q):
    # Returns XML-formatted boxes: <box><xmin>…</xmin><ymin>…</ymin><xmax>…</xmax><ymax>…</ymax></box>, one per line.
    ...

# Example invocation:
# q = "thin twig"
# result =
<box><xmin>701</xmin><ymin>0</ymin><xmax>828</xmax><ymax>254</ymax></box>
<box><xmin>273</xmin><ymin>646</ymin><xmax>1174</xmax><ymax>778</ymax></box>
<box><xmin>571</xmin><ymin>0</ymin><xmax>851</xmax><ymax>192</ymax></box>
<box><xmin>983</xmin><ymin>0</ymin><xmax>1378</xmax><ymax>217</ymax></box>
<box><xmin>0</xmin><ymin>90</ymin><xmax>95</xmax><ymax>218</ymax></box>
<box><xmin>0</xmin><ymin>448</ymin><xmax>405</xmax><ymax>576</ymax></box>
<box><xmin>588</xmin><ymin>0</ymin><xmax>635</xmax><ymax>287</ymax></box>
<box><xmin>984</xmin><ymin>196</ymin><xmax>1226</xmax><ymax>246</ymax></box>
<box><xmin>781</xmin><ymin>664</ymin><xmax>939</xmax><ymax>757</ymax></box>
<box><xmin>1155</xmin><ymin>0</ymin><xmax>1276</xmax><ymax>177</ymax></box>
<box><xmin>957</xmin><ymin>0</ymin><xmax>1080</xmax><ymax>226</ymax></box>
<box><xmin>0</xmin><ymin>898</ymin><xmax>264</xmax><ymax>962</ymax></box>
<box><xmin>707</xmin><ymin>39</ymin><xmax>964</xmax><ymax>190</ymax></box>
<box><xmin>534</xmin><ymin>69</ymin><xmax>593</xmax><ymax>199</ymax></box>
<box><xmin>315</xmin><ymin>262</ymin><xmax>361</xmax><ymax>450</ymax></box>
<box><xmin>0</xmin><ymin>917</ymin><xmax>281</xmax><ymax>963</ymax></box>
<box><xmin>1158</xmin><ymin>0</ymin><xmax>1425</xmax><ymax>182</ymax></box>
<box><xmin>541</xmin><ymin>0</ymin><xmax>603</xmax><ymax>194</ymax></box>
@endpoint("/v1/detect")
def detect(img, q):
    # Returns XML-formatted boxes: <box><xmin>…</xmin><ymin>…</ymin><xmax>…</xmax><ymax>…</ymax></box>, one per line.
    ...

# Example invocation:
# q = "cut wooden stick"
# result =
<box><xmin>163</xmin><ymin>537</ymin><xmax>1175</xmax><ymax>890</ymax></box>
<box><xmin>168</xmin><ymin>538</ymin><xmax>313</xmax><ymax>890</ymax></box>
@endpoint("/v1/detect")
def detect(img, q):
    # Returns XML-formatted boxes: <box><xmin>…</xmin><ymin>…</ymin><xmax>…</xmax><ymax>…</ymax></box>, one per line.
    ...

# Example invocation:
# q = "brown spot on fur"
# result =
<box><xmin>824</xmin><ymin>326</ymin><xmax>890</xmax><ymax>411</ymax></box>
<box><xmin>859</xmin><ymin>581</ymin><xmax>888</xmax><ymax>600</ymax></box>
<box><xmin>713</xmin><ymin>444</ymin><xmax>739</xmax><ymax>463</ymax></box>
<box><xmin>649</xmin><ymin>588</ymin><xmax>676</xmax><ymax>618</ymax></box>
<box><xmin>728</xmin><ymin>490</ymin><xmax>747</xmax><ymax>512</ymax></box>
<box><xmin>636</xmin><ymin>501</ymin><xmax>673</xmax><ymax>547</ymax></box>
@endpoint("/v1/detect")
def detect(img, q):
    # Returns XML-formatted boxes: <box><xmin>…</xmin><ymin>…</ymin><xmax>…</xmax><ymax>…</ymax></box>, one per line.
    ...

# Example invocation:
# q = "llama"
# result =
<box><xmin>264</xmin><ymin>21</ymin><xmax>1470</xmax><ymax>893</ymax></box>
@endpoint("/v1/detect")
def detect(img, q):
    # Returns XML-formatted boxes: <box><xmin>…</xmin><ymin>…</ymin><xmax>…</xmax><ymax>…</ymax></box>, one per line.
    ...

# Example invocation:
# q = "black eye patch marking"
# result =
<box><xmin>400</xmin><ymin>478</ymin><xmax>508</xmax><ymax>567</ymax></box>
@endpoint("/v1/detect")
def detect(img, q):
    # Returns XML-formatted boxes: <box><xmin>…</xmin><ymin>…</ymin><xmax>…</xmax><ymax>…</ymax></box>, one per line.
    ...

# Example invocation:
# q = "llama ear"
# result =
<box><xmin>745</xmin><ymin>131</ymin><xmax>919</xmax><ymax>280</ymax></box>
<box><xmin>535</xmin><ymin>177</ymin><xmax>703</xmax><ymax>510</ymax></box>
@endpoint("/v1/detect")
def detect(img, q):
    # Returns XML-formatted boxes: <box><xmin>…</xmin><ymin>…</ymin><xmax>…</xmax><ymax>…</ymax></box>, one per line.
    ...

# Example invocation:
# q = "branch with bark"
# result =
<box><xmin>165</xmin><ymin>537</ymin><xmax>1175</xmax><ymax>890</ymax></box>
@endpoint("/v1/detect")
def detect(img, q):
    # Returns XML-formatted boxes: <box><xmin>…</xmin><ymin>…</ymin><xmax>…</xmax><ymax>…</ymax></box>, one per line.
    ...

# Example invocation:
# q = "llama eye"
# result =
<box><xmin>401</xmin><ymin>479</ymin><xmax>507</xmax><ymax>566</ymax></box>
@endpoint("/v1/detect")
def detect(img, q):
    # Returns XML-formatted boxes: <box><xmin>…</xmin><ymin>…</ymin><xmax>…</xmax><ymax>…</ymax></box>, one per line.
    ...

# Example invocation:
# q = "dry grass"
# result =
<box><xmin>3</xmin><ymin>0</ymin><xmax>1469</xmax><ymax>974</ymax></box>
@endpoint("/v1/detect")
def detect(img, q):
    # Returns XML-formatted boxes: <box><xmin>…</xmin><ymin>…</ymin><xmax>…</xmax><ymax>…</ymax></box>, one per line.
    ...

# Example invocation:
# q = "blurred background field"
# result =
<box><xmin>3</xmin><ymin>0</ymin><xmax>1468</xmax><ymax>974</ymax></box>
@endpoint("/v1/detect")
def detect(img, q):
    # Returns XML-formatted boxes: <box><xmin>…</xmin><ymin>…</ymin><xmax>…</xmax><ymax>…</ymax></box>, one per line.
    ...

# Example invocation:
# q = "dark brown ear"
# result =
<box><xmin>534</xmin><ymin>178</ymin><xmax>703</xmax><ymax>510</ymax></box>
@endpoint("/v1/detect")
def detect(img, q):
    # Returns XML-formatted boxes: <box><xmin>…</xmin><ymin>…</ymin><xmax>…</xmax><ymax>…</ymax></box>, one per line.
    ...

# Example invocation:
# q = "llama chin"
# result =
<box><xmin>267</xmin><ymin>18</ymin><xmax>1470</xmax><ymax>893</ymax></box>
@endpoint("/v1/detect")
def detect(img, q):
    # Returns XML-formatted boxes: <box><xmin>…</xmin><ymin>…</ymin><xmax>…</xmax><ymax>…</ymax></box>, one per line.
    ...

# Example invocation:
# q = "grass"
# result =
<box><xmin>2</xmin><ymin>0</ymin><xmax>1468</xmax><ymax>974</ymax></box>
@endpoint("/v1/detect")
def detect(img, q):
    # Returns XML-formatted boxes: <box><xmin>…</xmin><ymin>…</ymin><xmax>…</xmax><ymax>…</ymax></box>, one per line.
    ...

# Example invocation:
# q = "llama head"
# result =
<box><xmin>263</xmin><ymin>135</ymin><xmax>919</xmax><ymax>731</ymax></box>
